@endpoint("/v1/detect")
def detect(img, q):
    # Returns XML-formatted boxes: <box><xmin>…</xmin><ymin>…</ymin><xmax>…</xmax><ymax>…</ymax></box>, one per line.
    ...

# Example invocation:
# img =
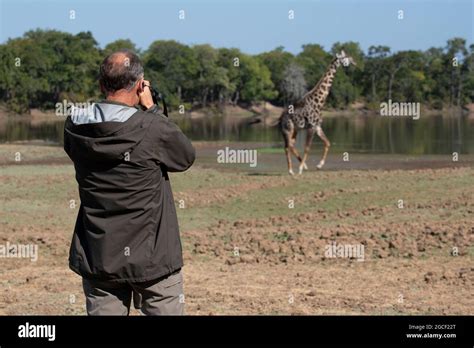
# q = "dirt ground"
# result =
<box><xmin>0</xmin><ymin>144</ymin><xmax>472</xmax><ymax>315</ymax></box>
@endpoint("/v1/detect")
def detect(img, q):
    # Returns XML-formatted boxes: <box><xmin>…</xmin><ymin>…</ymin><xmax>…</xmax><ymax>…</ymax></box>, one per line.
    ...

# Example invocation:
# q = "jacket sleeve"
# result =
<box><xmin>150</xmin><ymin>111</ymin><xmax>196</xmax><ymax>172</ymax></box>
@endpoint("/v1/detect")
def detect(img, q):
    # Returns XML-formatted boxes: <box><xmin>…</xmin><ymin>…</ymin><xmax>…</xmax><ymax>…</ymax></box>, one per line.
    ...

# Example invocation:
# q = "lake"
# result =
<box><xmin>0</xmin><ymin>112</ymin><xmax>472</xmax><ymax>155</ymax></box>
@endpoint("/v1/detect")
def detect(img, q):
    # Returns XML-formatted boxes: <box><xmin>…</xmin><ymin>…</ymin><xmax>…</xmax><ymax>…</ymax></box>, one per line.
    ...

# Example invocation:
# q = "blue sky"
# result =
<box><xmin>0</xmin><ymin>0</ymin><xmax>472</xmax><ymax>54</ymax></box>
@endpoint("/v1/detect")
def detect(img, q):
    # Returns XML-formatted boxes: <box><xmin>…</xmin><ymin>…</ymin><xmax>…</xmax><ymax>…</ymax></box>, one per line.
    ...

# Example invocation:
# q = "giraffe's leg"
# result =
<box><xmin>316</xmin><ymin>125</ymin><xmax>330</xmax><ymax>169</ymax></box>
<box><xmin>282</xmin><ymin>129</ymin><xmax>294</xmax><ymax>175</ymax></box>
<box><xmin>299</xmin><ymin>128</ymin><xmax>314</xmax><ymax>174</ymax></box>
<box><xmin>288</xmin><ymin>130</ymin><xmax>303</xmax><ymax>167</ymax></box>
<box><xmin>284</xmin><ymin>147</ymin><xmax>294</xmax><ymax>175</ymax></box>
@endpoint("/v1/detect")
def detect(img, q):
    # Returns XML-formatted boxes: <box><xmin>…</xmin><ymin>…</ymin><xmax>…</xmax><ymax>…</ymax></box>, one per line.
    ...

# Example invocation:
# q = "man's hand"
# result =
<box><xmin>139</xmin><ymin>80</ymin><xmax>154</xmax><ymax>110</ymax></box>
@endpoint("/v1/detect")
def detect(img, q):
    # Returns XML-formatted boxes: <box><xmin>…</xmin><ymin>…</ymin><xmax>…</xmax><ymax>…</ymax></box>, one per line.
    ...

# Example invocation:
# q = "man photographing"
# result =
<box><xmin>63</xmin><ymin>50</ymin><xmax>195</xmax><ymax>315</ymax></box>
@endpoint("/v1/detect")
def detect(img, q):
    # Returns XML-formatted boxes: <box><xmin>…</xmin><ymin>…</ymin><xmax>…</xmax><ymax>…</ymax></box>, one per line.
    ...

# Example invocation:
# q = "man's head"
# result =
<box><xmin>99</xmin><ymin>50</ymin><xmax>146</xmax><ymax>105</ymax></box>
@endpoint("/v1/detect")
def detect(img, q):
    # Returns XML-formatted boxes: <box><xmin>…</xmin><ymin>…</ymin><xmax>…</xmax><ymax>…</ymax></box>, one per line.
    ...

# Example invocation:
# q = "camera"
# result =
<box><xmin>145</xmin><ymin>83</ymin><xmax>168</xmax><ymax>117</ymax></box>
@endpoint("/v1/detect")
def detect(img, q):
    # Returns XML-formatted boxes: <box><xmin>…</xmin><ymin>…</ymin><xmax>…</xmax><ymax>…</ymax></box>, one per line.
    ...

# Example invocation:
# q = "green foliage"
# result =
<box><xmin>216</xmin><ymin>47</ymin><xmax>242</xmax><ymax>104</ymax></box>
<box><xmin>142</xmin><ymin>40</ymin><xmax>199</xmax><ymax>108</ymax></box>
<box><xmin>296</xmin><ymin>44</ymin><xmax>332</xmax><ymax>88</ymax></box>
<box><xmin>328</xmin><ymin>42</ymin><xmax>365</xmax><ymax>107</ymax></box>
<box><xmin>192</xmin><ymin>44</ymin><xmax>230</xmax><ymax>106</ymax></box>
<box><xmin>0</xmin><ymin>30</ymin><xmax>472</xmax><ymax>113</ymax></box>
<box><xmin>237</xmin><ymin>54</ymin><xmax>277</xmax><ymax>104</ymax></box>
<box><xmin>363</xmin><ymin>45</ymin><xmax>391</xmax><ymax>103</ymax></box>
<box><xmin>257</xmin><ymin>47</ymin><xmax>295</xmax><ymax>105</ymax></box>
<box><xmin>103</xmin><ymin>39</ymin><xmax>139</xmax><ymax>56</ymax></box>
<box><xmin>0</xmin><ymin>29</ymin><xmax>101</xmax><ymax>112</ymax></box>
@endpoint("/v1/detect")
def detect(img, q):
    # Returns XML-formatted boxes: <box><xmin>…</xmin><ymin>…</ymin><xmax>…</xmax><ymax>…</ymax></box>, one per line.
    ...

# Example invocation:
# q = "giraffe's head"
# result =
<box><xmin>335</xmin><ymin>50</ymin><xmax>356</xmax><ymax>67</ymax></box>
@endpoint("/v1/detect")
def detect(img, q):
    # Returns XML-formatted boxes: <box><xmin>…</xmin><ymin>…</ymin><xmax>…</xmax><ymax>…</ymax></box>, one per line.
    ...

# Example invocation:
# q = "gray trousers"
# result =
<box><xmin>82</xmin><ymin>269</ymin><xmax>184</xmax><ymax>315</ymax></box>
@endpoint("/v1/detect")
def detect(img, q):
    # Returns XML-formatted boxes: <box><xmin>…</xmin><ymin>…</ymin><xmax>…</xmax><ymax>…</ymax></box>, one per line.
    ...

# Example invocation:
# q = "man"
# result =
<box><xmin>63</xmin><ymin>50</ymin><xmax>195</xmax><ymax>315</ymax></box>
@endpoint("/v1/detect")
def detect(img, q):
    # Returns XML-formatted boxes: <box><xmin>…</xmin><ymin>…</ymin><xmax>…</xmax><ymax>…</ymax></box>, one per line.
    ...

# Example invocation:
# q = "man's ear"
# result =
<box><xmin>136</xmin><ymin>78</ymin><xmax>144</xmax><ymax>94</ymax></box>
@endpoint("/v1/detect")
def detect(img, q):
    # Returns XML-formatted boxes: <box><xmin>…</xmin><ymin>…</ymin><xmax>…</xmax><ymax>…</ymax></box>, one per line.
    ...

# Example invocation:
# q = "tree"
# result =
<box><xmin>365</xmin><ymin>45</ymin><xmax>390</xmax><ymax>102</ymax></box>
<box><xmin>423</xmin><ymin>47</ymin><xmax>445</xmax><ymax>108</ymax></box>
<box><xmin>1</xmin><ymin>31</ymin><xmax>472</xmax><ymax>113</ymax></box>
<box><xmin>216</xmin><ymin>48</ymin><xmax>276</xmax><ymax>105</ymax></box>
<box><xmin>192</xmin><ymin>44</ymin><xmax>230</xmax><ymax>106</ymax></box>
<box><xmin>217</xmin><ymin>47</ymin><xmax>244</xmax><ymax>104</ymax></box>
<box><xmin>280</xmin><ymin>62</ymin><xmax>307</xmax><ymax>104</ymax></box>
<box><xmin>0</xmin><ymin>29</ymin><xmax>101</xmax><ymax>112</ymax></box>
<box><xmin>237</xmin><ymin>54</ymin><xmax>277</xmax><ymax>104</ymax></box>
<box><xmin>296</xmin><ymin>44</ymin><xmax>331</xmax><ymax>89</ymax></box>
<box><xmin>257</xmin><ymin>47</ymin><xmax>295</xmax><ymax>105</ymax></box>
<box><xmin>142</xmin><ymin>40</ymin><xmax>198</xmax><ymax>107</ymax></box>
<box><xmin>446</xmin><ymin>38</ymin><xmax>468</xmax><ymax>106</ymax></box>
<box><xmin>0</xmin><ymin>40</ymin><xmax>42</xmax><ymax>112</ymax></box>
<box><xmin>329</xmin><ymin>42</ymin><xmax>364</xmax><ymax>107</ymax></box>
<box><xmin>464</xmin><ymin>44</ymin><xmax>474</xmax><ymax>105</ymax></box>
<box><xmin>103</xmin><ymin>39</ymin><xmax>139</xmax><ymax>56</ymax></box>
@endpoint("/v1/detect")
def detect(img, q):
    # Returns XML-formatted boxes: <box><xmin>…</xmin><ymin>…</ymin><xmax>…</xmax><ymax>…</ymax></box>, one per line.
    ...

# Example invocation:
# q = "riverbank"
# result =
<box><xmin>1</xmin><ymin>102</ymin><xmax>472</xmax><ymax>123</ymax></box>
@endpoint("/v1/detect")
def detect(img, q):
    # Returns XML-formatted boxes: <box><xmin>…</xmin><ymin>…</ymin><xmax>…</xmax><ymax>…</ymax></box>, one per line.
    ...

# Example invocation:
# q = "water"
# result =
<box><xmin>1</xmin><ymin>113</ymin><xmax>472</xmax><ymax>155</ymax></box>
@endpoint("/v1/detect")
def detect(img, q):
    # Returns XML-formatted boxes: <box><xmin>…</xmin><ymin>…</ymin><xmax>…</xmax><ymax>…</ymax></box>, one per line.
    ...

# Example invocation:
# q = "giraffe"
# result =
<box><xmin>279</xmin><ymin>50</ymin><xmax>356</xmax><ymax>175</ymax></box>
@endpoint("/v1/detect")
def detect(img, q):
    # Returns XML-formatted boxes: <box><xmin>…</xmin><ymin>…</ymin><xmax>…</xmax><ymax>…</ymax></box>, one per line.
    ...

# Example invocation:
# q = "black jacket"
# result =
<box><xmin>64</xmin><ymin>101</ymin><xmax>195</xmax><ymax>282</ymax></box>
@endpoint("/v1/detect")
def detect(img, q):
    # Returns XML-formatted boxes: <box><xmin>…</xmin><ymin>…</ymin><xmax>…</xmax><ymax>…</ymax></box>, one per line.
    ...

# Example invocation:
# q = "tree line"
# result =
<box><xmin>0</xmin><ymin>29</ymin><xmax>473</xmax><ymax>113</ymax></box>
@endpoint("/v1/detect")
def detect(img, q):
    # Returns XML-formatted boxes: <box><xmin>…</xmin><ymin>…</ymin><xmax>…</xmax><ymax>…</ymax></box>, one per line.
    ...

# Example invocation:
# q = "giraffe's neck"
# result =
<box><xmin>306</xmin><ymin>59</ymin><xmax>340</xmax><ymax>110</ymax></box>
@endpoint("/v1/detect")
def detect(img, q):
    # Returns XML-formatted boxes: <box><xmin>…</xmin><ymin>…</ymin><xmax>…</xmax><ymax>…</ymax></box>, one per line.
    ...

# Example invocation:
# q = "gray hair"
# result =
<box><xmin>99</xmin><ymin>50</ymin><xmax>144</xmax><ymax>93</ymax></box>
